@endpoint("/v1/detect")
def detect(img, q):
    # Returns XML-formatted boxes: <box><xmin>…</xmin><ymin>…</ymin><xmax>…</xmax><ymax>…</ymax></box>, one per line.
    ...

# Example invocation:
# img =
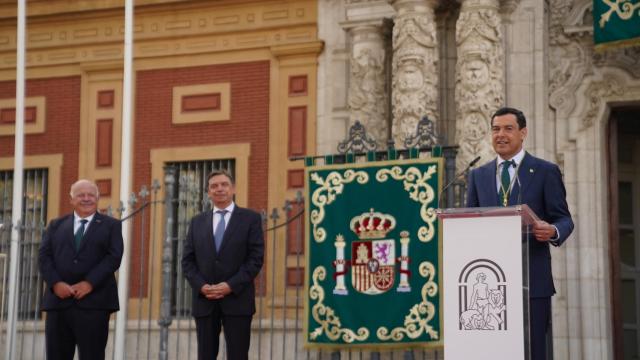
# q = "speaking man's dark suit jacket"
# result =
<box><xmin>181</xmin><ymin>206</ymin><xmax>264</xmax><ymax>317</ymax></box>
<box><xmin>39</xmin><ymin>212</ymin><xmax>124</xmax><ymax>311</ymax></box>
<box><xmin>466</xmin><ymin>152</ymin><xmax>574</xmax><ymax>298</ymax></box>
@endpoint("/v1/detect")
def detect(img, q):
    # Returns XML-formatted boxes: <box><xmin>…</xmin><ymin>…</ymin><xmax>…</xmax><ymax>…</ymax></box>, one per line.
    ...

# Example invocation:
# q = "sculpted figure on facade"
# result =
<box><xmin>348</xmin><ymin>43</ymin><xmax>388</xmax><ymax>147</ymax></box>
<box><xmin>454</xmin><ymin>0</ymin><xmax>504</xmax><ymax>171</ymax></box>
<box><xmin>391</xmin><ymin>0</ymin><xmax>439</xmax><ymax>148</ymax></box>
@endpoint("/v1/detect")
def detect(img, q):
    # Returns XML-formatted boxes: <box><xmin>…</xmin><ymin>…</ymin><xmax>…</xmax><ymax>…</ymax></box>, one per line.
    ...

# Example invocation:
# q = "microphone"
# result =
<box><xmin>438</xmin><ymin>156</ymin><xmax>481</xmax><ymax>209</ymax></box>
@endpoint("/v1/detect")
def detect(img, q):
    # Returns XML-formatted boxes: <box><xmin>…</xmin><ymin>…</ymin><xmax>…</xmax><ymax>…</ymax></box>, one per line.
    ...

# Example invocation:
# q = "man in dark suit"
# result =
<box><xmin>466</xmin><ymin>107</ymin><xmax>574</xmax><ymax>360</ymax></box>
<box><xmin>39</xmin><ymin>179</ymin><xmax>124</xmax><ymax>360</ymax></box>
<box><xmin>182</xmin><ymin>169</ymin><xmax>264</xmax><ymax>360</ymax></box>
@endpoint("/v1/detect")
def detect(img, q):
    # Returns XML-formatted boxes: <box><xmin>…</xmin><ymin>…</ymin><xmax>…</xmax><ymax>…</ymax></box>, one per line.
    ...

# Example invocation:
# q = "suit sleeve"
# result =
<box><xmin>544</xmin><ymin>164</ymin><xmax>574</xmax><ymax>246</ymax></box>
<box><xmin>38</xmin><ymin>219</ymin><xmax>63</xmax><ymax>287</ymax></box>
<box><xmin>466</xmin><ymin>170</ymin><xmax>480</xmax><ymax>207</ymax></box>
<box><xmin>85</xmin><ymin>219</ymin><xmax>124</xmax><ymax>287</ymax></box>
<box><xmin>226</xmin><ymin>212</ymin><xmax>264</xmax><ymax>295</ymax></box>
<box><xmin>182</xmin><ymin>217</ymin><xmax>208</xmax><ymax>292</ymax></box>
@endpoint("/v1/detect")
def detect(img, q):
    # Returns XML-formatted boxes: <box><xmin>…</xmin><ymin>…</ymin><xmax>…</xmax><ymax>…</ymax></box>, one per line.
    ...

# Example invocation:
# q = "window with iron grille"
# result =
<box><xmin>166</xmin><ymin>159</ymin><xmax>235</xmax><ymax>317</ymax></box>
<box><xmin>0</xmin><ymin>169</ymin><xmax>48</xmax><ymax>320</ymax></box>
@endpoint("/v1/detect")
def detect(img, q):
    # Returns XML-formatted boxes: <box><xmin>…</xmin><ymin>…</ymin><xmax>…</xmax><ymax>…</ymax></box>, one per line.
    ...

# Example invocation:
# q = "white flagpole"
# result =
<box><xmin>5</xmin><ymin>0</ymin><xmax>26</xmax><ymax>359</ymax></box>
<box><xmin>114</xmin><ymin>0</ymin><xmax>134</xmax><ymax>358</ymax></box>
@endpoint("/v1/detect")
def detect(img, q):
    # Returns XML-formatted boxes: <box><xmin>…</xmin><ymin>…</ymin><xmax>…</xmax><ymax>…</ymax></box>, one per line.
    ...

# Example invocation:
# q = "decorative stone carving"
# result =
<box><xmin>593</xmin><ymin>47</ymin><xmax>640</xmax><ymax>78</ymax></box>
<box><xmin>549</xmin><ymin>40</ymin><xmax>591</xmax><ymax>116</ymax></box>
<box><xmin>549</xmin><ymin>0</ymin><xmax>594</xmax><ymax>117</ymax></box>
<box><xmin>347</xmin><ymin>24</ymin><xmax>389</xmax><ymax>148</ymax></box>
<box><xmin>454</xmin><ymin>0</ymin><xmax>504</xmax><ymax>171</ymax></box>
<box><xmin>549</xmin><ymin>0</ymin><xmax>640</xmax><ymax>119</ymax></box>
<box><xmin>390</xmin><ymin>0</ymin><xmax>440</xmax><ymax>149</ymax></box>
<box><xmin>499</xmin><ymin>0</ymin><xmax>522</xmax><ymax>14</ymax></box>
<box><xmin>583</xmin><ymin>77</ymin><xmax>624</xmax><ymax>129</ymax></box>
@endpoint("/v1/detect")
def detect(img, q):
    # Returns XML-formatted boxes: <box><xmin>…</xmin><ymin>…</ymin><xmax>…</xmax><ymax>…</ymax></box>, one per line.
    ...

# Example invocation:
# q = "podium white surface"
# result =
<box><xmin>438</xmin><ymin>205</ymin><xmax>539</xmax><ymax>360</ymax></box>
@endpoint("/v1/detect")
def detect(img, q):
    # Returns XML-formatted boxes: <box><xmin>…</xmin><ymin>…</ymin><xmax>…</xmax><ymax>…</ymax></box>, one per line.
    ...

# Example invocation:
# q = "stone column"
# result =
<box><xmin>390</xmin><ymin>0</ymin><xmax>439</xmax><ymax>148</ymax></box>
<box><xmin>454</xmin><ymin>0</ymin><xmax>505</xmax><ymax>171</ymax></box>
<box><xmin>346</xmin><ymin>22</ymin><xmax>389</xmax><ymax>148</ymax></box>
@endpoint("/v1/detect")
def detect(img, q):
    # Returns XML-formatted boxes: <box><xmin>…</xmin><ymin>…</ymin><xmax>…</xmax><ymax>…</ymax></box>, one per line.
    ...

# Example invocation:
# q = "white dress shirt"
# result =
<box><xmin>212</xmin><ymin>202</ymin><xmax>235</xmax><ymax>234</ymax></box>
<box><xmin>495</xmin><ymin>148</ymin><xmax>526</xmax><ymax>193</ymax></box>
<box><xmin>73</xmin><ymin>212</ymin><xmax>95</xmax><ymax>235</ymax></box>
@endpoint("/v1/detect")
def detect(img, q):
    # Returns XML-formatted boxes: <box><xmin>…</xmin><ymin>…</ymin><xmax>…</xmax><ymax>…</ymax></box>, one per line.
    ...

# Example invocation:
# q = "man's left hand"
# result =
<box><xmin>209</xmin><ymin>282</ymin><xmax>232</xmax><ymax>299</ymax></box>
<box><xmin>71</xmin><ymin>281</ymin><xmax>93</xmax><ymax>300</ymax></box>
<box><xmin>532</xmin><ymin>220</ymin><xmax>557</xmax><ymax>242</ymax></box>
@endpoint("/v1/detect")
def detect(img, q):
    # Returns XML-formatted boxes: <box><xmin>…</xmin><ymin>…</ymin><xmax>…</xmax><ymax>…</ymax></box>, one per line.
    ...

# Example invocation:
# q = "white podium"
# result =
<box><xmin>438</xmin><ymin>205</ymin><xmax>539</xmax><ymax>360</ymax></box>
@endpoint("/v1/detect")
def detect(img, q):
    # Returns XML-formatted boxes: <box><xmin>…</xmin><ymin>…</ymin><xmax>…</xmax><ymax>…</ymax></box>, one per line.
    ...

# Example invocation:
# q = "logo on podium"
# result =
<box><xmin>458</xmin><ymin>259</ymin><xmax>507</xmax><ymax>331</ymax></box>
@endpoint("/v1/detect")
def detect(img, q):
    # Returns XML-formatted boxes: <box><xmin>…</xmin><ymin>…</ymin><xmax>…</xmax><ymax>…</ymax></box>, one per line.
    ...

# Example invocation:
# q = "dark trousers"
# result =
<box><xmin>530</xmin><ymin>297</ymin><xmax>551</xmax><ymax>360</ymax></box>
<box><xmin>195</xmin><ymin>307</ymin><xmax>252</xmax><ymax>360</ymax></box>
<box><xmin>44</xmin><ymin>307</ymin><xmax>111</xmax><ymax>360</ymax></box>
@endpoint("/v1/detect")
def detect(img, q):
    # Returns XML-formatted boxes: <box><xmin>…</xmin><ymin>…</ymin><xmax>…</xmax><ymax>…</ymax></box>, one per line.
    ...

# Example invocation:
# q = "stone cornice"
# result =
<box><xmin>345</xmin><ymin>0</ymin><xmax>395</xmax><ymax>22</ymax></box>
<box><xmin>0</xmin><ymin>0</ymin><xmax>317</xmax><ymax>70</ymax></box>
<box><xmin>340</xmin><ymin>18</ymin><xmax>388</xmax><ymax>31</ymax></box>
<box><xmin>0</xmin><ymin>0</ymin><xmax>270</xmax><ymax>20</ymax></box>
<box><xmin>270</xmin><ymin>40</ymin><xmax>324</xmax><ymax>58</ymax></box>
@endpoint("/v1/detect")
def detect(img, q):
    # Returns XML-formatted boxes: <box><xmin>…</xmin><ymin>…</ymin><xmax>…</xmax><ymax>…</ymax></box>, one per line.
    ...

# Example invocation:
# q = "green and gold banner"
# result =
<box><xmin>304</xmin><ymin>158</ymin><xmax>443</xmax><ymax>350</ymax></box>
<box><xmin>594</xmin><ymin>0</ymin><xmax>640</xmax><ymax>50</ymax></box>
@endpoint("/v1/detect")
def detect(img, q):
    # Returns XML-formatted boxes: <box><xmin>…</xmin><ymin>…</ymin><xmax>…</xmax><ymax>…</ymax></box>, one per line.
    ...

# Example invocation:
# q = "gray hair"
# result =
<box><xmin>69</xmin><ymin>179</ymin><xmax>100</xmax><ymax>198</ymax></box>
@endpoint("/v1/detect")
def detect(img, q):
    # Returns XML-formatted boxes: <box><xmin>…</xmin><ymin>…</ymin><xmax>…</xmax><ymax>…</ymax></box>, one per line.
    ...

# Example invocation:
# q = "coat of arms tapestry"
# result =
<box><xmin>304</xmin><ymin>158</ymin><xmax>443</xmax><ymax>350</ymax></box>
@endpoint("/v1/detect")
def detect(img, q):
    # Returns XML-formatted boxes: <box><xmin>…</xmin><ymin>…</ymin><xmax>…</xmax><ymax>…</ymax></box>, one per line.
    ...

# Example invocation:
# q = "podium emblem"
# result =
<box><xmin>458</xmin><ymin>259</ymin><xmax>507</xmax><ymax>331</ymax></box>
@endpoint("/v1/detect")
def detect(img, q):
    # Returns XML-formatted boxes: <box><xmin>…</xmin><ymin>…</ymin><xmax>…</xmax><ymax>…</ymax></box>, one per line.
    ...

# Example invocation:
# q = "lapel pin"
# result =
<box><xmin>529</xmin><ymin>168</ymin><xmax>534</xmax><ymax>173</ymax></box>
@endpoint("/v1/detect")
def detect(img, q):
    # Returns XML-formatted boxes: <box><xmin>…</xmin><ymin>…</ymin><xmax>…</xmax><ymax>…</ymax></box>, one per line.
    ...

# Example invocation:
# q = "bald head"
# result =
<box><xmin>69</xmin><ymin>180</ymin><xmax>99</xmax><ymax>217</ymax></box>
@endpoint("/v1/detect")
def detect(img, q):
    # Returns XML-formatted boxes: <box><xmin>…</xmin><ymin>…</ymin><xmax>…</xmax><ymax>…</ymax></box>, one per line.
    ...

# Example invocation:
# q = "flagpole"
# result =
<box><xmin>5</xmin><ymin>0</ymin><xmax>26</xmax><ymax>359</ymax></box>
<box><xmin>113</xmin><ymin>0</ymin><xmax>134</xmax><ymax>358</ymax></box>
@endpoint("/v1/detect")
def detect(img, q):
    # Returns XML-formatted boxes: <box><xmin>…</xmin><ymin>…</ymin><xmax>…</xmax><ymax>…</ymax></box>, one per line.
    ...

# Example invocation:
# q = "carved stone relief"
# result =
<box><xmin>548</xmin><ymin>0</ymin><xmax>640</xmax><ymax>171</ymax></box>
<box><xmin>549</xmin><ymin>0</ymin><xmax>640</xmax><ymax>121</ymax></box>
<box><xmin>390</xmin><ymin>0</ymin><xmax>439</xmax><ymax>148</ymax></box>
<box><xmin>583</xmin><ymin>77</ymin><xmax>624</xmax><ymax>129</ymax></box>
<box><xmin>347</xmin><ymin>25</ymin><xmax>388</xmax><ymax>147</ymax></box>
<box><xmin>454</xmin><ymin>0</ymin><xmax>504</xmax><ymax>170</ymax></box>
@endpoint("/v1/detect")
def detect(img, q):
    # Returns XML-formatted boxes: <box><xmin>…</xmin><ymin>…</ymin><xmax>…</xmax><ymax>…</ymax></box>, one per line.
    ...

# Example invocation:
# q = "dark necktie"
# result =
<box><xmin>214</xmin><ymin>210</ymin><xmax>228</xmax><ymax>252</ymax></box>
<box><xmin>75</xmin><ymin>219</ymin><xmax>88</xmax><ymax>250</ymax></box>
<box><xmin>500</xmin><ymin>160</ymin><xmax>515</xmax><ymax>206</ymax></box>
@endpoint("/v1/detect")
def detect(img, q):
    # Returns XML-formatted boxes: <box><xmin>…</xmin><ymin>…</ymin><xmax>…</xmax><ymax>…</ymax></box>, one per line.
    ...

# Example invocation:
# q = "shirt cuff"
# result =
<box><xmin>549</xmin><ymin>225</ymin><xmax>560</xmax><ymax>246</ymax></box>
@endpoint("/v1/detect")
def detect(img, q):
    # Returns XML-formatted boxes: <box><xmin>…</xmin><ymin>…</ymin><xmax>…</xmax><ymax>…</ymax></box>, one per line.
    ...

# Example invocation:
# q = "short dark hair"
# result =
<box><xmin>491</xmin><ymin>107</ymin><xmax>527</xmax><ymax>129</ymax></box>
<box><xmin>207</xmin><ymin>169</ymin><xmax>235</xmax><ymax>185</ymax></box>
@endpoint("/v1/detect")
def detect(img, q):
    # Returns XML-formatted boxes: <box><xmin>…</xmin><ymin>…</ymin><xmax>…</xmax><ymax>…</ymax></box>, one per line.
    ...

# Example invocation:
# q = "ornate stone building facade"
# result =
<box><xmin>318</xmin><ymin>0</ymin><xmax>640</xmax><ymax>358</ymax></box>
<box><xmin>1</xmin><ymin>0</ymin><xmax>639</xmax><ymax>358</ymax></box>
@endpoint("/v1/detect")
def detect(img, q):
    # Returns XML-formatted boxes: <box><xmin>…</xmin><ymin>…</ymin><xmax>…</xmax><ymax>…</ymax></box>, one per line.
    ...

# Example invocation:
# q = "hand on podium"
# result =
<box><xmin>532</xmin><ymin>220</ymin><xmax>557</xmax><ymax>242</ymax></box>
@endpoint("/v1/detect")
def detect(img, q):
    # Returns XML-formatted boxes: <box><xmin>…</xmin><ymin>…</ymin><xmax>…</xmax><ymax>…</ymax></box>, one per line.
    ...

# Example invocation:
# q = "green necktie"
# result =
<box><xmin>75</xmin><ymin>219</ymin><xmax>88</xmax><ymax>250</ymax></box>
<box><xmin>500</xmin><ymin>160</ymin><xmax>514</xmax><ymax>206</ymax></box>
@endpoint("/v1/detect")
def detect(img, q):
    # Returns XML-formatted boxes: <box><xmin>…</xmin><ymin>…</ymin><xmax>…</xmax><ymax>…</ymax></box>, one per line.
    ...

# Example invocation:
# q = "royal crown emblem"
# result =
<box><xmin>332</xmin><ymin>209</ymin><xmax>412</xmax><ymax>296</ymax></box>
<box><xmin>350</xmin><ymin>208</ymin><xmax>396</xmax><ymax>239</ymax></box>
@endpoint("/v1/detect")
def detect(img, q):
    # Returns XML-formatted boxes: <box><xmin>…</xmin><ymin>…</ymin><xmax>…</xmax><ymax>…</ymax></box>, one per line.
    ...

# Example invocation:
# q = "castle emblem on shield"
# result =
<box><xmin>332</xmin><ymin>209</ymin><xmax>412</xmax><ymax>296</ymax></box>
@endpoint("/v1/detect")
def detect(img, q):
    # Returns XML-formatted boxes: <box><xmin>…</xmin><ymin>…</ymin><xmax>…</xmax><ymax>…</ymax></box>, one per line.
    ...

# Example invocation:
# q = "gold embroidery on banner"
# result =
<box><xmin>309</xmin><ymin>266</ymin><xmax>370</xmax><ymax>342</ymax></box>
<box><xmin>310</xmin><ymin>170</ymin><xmax>369</xmax><ymax>243</ymax></box>
<box><xmin>375</xmin><ymin>165</ymin><xmax>438</xmax><ymax>242</ymax></box>
<box><xmin>599</xmin><ymin>0</ymin><xmax>640</xmax><ymax>28</ymax></box>
<box><xmin>376</xmin><ymin>261</ymin><xmax>439</xmax><ymax>341</ymax></box>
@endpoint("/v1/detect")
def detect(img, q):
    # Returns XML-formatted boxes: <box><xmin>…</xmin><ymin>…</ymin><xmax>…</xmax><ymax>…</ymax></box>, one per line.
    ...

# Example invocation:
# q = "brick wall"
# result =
<box><xmin>131</xmin><ymin>61</ymin><xmax>270</xmax><ymax>297</ymax></box>
<box><xmin>0</xmin><ymin>76</ymin><xmax>81</xmax><ymax>217</ymax></box>
<box><xmin>134</xmin><ymin>60</ymin><xmax>270</xmax><ymax>211</ymax></box>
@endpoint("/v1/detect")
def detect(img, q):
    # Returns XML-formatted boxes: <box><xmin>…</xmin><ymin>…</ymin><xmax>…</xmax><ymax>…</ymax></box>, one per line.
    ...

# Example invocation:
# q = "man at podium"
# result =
<box><xmin>466</xmin><ymin>107</ymin><xmax>574</xmax><ymax>360</ymax></box>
